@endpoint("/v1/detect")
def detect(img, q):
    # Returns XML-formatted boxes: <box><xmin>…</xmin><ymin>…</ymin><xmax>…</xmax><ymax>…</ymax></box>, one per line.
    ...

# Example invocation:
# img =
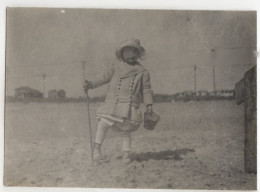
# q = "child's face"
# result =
<box><xmin>122</xmin><ymin>46</ymin><xmax>139</xmax><ymax>65</ymax></box>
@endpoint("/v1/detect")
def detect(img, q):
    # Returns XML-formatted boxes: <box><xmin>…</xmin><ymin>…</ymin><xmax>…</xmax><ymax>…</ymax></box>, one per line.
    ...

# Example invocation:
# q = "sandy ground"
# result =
<box><xmin>4</xmin><ymin>101</ymin><xmax>256</xmax><ymax>189</ymax></box>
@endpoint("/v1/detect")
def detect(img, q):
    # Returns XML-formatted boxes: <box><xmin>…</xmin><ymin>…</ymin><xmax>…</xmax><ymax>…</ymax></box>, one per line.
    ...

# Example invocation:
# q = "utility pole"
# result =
<box><xmin>194</xmin><ymin>65</ymin><xmax>197</xmax><ymax>93</ymax></box>
<box><xmin>211</xmin><ymin>48</ymin><xmax>216</xmax><ymax>92</ymax></box>
<box><xmin>213</xmin><ymin>65</ymin><xmax>216</xmax><ymax>91</ymax></box>
<box><xmin>82</xmin><ymin>61</ymin><xmax>86</xmax><ymax>82</ymax></box>
<box><xmin>82</xmin><ymin>61</ymin><xmax>86</xmax><ymax>97</ymax></box>
<box><xmin>42</xmin><ymin>73</ymin><xmax>46</xmax><ymax>97</ymax></box>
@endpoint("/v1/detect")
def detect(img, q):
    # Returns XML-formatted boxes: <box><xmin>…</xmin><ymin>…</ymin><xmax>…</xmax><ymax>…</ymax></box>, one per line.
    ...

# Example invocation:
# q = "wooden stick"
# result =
<box><xmin>85</xmin><ymin>90</ymin><xmax>94</xmax><ymax>164</ymax></box>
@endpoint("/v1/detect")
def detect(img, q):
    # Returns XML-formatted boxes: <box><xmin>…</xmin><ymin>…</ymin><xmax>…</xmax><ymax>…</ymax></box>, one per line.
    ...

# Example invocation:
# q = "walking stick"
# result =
<box><xmin>82</xmin><ymin>61</ymin><xmax>94</xmax><ymax>165</ymax></box>
<box><xmin>85</xmin><ymin>89</ymin><xmax>94</xmax><ymax>164</ymax></box>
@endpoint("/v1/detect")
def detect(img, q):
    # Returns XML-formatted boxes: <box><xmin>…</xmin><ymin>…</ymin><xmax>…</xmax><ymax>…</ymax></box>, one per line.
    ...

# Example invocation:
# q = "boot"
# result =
<box><xmin>93</xmin><ymin>143</ymin><xmax>109</xmax><ymax>165</ymax></box>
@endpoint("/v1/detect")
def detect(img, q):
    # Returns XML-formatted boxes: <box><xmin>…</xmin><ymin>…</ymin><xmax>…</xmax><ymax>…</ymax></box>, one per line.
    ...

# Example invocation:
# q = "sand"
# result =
<box><xmin>4</xmin><ymin>101</ymin><xmax>256</xmax><ymax>189</ymax></box>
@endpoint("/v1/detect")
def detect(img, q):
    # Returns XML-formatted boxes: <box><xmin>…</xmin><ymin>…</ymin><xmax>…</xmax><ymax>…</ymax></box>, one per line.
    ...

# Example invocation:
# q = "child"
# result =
<box><xmin>83</xmin><ymin>39</ymin><xmax>153</xmax><ymax>165</ymax></box>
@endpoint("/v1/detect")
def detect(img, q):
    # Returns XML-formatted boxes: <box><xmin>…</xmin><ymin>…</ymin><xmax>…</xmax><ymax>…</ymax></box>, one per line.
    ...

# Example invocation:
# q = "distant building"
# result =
<box><xmin>48</xmin><ymin>90</ymin><xmax>57</xmax><ymax>98</ymax></box>
<box><xmin>183</xmin><ymin>91</ymin><xmax>195</xmax><ymax>97</ymax></box>
<box><xmin>14</xmin><ymin>87</ymin><xmax>43</xmax><ymax>98</ymax></box>
<box><xmin>195</xmin><ymin>90</ymin><xmax>209</xmax><ymax>100</ymax></box>
<box><xmin>173</xmin><ymin>89</ymin><xmax>234</xmax><ymax>101</ymax></box>
<box><xmin>210</xmin><ymin>90</ymin><xmax>234</xmax><ymax>98</ymax></box>
<box><xmin>182</xmin><ymin>91</ymin><xmax>195</xmax><ymax>101</ymax></box>
<box><xmin>58</xmin><ymin>90</ymin><xmax>66</xmax><ymax>98</ymax></box>
<box><xmin>220</xmin><ymin>90</ymin><xmax>234</xmax><ymax>98</ymax></box>
<box><xmin>173</xmin><ymin>91</ymin><xmax>195</xmax><ymax>102</ymax></box>
<box><xmin>198</xmin><ymin>90</ymin><xmax>209</xmax><ymax>97</ymax></box>
<box><xmin>48</xmin><ymin>89</ymin><xmax>66</xmax><ymax>99</ymax></box>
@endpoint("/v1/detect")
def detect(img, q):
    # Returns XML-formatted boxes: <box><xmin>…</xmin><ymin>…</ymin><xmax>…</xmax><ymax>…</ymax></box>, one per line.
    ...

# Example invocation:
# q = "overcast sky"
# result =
<box><xmin>6</xmin><ymin>8</ymin><xmax>256</xmax><ymax>97</ymax></box>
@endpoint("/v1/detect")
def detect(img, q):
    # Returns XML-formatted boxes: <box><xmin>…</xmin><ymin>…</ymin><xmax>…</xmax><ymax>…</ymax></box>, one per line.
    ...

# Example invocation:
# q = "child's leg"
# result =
<box><xmin>121</xmin><ymin>131</ymin><xmax>131</xmax><ymax>152</ymax></box>
<box><xmin>95</xmin><ymin>120</ymin><xmax>110</xmax><ymax>145</ymax></box>
<box><xmin>93</xmin><ymin>120</ymin><xmax>110</xmax><ymax>163</ymax></box>
<box><xmin>120</xmin><ymin>131</ymin><xmax>132</xmax><ymax>164</ymax></box>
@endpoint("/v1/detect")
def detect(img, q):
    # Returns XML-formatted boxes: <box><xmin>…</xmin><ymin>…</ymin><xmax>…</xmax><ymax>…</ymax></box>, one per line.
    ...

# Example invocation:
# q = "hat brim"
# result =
<box><xmin>115</xmin><ymin>41</ymin><xmax>145</xmax><ymax>61</ymax></box>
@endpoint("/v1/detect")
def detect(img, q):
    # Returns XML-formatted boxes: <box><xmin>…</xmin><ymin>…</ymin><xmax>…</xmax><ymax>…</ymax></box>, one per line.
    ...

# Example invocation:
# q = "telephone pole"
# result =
<box><xmin>194</xmin><ymin>65</ymin><xmax>197</xmax><ymax>93</ymax></box>
<box><xmin>213</xmin><ymin>65</ymin><xmax>216</xmax><ymax>91</ymax></box>
<box><xmin>82</xmin><ymin>61</ymin><xmax>86</xmax><ymax>97</ymax></box>
<box><xmin>211</xmin><ymin>48</ymin><xmax>216</xmax><ymax>92</ymax></box>
<box><xmin>82</xmin><ymin>61</ymin><xmax>86</xmax><ymax>81</ymax></box>
<box><xmin>42</xmin><ymin>73</ymin><xmax>46</xmax><ymax>97</ymax></box>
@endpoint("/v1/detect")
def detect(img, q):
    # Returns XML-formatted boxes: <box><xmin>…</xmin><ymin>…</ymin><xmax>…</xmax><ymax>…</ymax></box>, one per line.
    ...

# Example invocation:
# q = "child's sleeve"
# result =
<box><xmin>91</xmin><ymin>63</ymin><xmax>115</xmax><ymax>89</ymax></box>
<box><xmin>142</xmin><ymin>71</ymin><xmax>153</xmax><ymax>105</ymax></box>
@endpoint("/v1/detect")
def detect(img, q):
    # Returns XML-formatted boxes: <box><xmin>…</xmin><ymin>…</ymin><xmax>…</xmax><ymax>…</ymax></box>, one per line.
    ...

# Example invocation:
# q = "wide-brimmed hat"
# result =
<box><xmin>115</xmin><ymin>39</ymin><xmax>145</xmax><ymax>61</ymax></box>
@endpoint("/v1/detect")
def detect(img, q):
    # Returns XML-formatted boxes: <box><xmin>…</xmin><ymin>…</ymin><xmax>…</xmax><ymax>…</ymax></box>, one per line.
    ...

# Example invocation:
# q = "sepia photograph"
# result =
<box><xmin>4</xmin><ymin>8</ymin><xmax>257</xmax><ymax>190</ymax></box>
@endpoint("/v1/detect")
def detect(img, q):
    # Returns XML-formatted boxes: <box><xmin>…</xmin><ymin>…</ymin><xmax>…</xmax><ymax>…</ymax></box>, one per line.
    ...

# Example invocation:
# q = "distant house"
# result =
<box><xmin>173</xmin><ymin>89</ymin><xmax>234</xmax><ymax>102</ymax></box>
<box><xmin>14</xmin><ymin>87</ymin><xmax>43</xmax><ymax>98</ymax></box>
<box><xmin>199</xmin><ymin>90</ymin><xmax>209</xmax><ymax>97</ymax></box>
<box><xmin>48</xmin><ymin>90</ymin><xmax>57</xmax><ymax>98</ymax></box>
<box><xmin>173</xmin><ymin>91</ymin><xmax>195</xmax><ymax>102</ymax></box>
<box><xmin>211</xmin><ymin>90</ymin><xmax>221</xmax><ymax>96</ymax></box>
<box><xmin>195</xmin><ymin>90</ymin><xmax>210</xmax><ymax>100</ymax></box>
<box><xmin>183</xmin><ymin>91</ymin><xmax>195</xmax><ymax>97</ymax></box>
<box><xmin>182</xmin><ymin>91</ymin><xmax>195</xmax><ymax>101</ymax></box>
<box><xmin>221</xmin><ymin>90</ymin><xmax>235</xmax><ymax>98</ymax></box>
<box><xmin>217</xmin><ymin>90</ymin><xmax>234</xmax><ymax>98</ymax></box>
<box><xmin>209</xmin><ymin>90</ymin><xmax>234</xmax><ymax>99</ymax></box>
<box><xmin>195</xmin><ymin>90</ymin><xmax>209</xmax><ymax>97</ymax></box>
<box><xmin>173</xmin><ymin>93</ymin><xmax>182</xmax><ymax>101</ymax></box>
<box><xmin>58</xmin><ymin>90</ymin><xmax>66</xmax><ymax>98</ymax></box>
<box><xmin>48</xmin><ymin>89</ymin><xmax>66</xmax><ymax>99</ymax></box>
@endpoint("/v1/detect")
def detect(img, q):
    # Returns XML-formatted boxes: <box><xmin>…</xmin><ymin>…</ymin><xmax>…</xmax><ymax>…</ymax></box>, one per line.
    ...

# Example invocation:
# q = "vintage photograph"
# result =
<box><xmin>4</xmin><ymin>8</ymin><xmax>256</xmax><ymax>189</ymax></box>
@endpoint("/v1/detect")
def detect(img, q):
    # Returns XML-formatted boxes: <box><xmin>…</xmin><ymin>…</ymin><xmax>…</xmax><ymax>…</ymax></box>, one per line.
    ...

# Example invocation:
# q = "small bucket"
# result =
<box><xmin>143</xmin><ymin>111</ymin><xmax>160</xmax><ymax>130</ymax></box>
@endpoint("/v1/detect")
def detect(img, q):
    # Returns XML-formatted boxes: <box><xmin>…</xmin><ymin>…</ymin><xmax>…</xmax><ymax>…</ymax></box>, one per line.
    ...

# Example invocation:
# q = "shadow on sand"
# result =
<box><xmin>130</xmin><ymin>148</ymin><xmax>195</xmax><ymax>162</ymax></box>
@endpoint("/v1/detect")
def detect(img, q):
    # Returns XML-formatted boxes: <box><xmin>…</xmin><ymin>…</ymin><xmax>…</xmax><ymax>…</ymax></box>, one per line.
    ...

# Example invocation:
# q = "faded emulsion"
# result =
<box><xmin>4</xmin><ymin>8</ymin><xmax>257</xmax><ymax>190</ymax></box>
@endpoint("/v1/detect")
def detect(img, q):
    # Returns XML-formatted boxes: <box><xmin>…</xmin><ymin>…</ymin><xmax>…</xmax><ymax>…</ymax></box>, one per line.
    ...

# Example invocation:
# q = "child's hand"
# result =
<box><xmin>146</xmin><ymin>104</ymin><xmax>153</xmax><ymax>113</ymax></box>
<box><xmin>83</xmin><ymin>80</ymin><xmax>93</xmax><ymax>92</ymax></box>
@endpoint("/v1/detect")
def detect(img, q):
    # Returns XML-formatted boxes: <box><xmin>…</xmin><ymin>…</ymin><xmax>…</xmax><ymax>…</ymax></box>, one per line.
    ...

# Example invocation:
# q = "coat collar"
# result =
<box><xmin>118</xmin><ymin>62</ymin><xmax>147</xmax><ymax>79</ymax></box>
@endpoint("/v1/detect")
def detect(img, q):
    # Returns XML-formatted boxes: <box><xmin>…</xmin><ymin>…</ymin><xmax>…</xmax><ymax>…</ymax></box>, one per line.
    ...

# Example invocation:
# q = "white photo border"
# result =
<box><xmin>0</xmin><ymin>0</ymin><xmax>259</xmax><ymax>192</ymax></box>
